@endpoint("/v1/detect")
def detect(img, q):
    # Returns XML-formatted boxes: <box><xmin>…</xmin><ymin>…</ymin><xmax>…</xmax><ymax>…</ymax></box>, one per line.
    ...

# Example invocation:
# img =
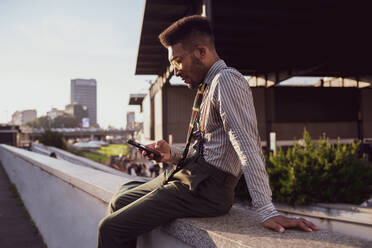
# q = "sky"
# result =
<box><xmin>0</xmin><ymin>0</ymin><xmax>158</xmax><ymax>128</ymax></box>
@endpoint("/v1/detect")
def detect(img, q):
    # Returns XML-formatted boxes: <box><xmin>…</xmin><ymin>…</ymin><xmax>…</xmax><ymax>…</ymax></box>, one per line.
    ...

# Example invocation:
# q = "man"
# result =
<box><xmin>97</xmin><ymin>15</ymin><xmax>318</xmax><ymax>248</ymax></box>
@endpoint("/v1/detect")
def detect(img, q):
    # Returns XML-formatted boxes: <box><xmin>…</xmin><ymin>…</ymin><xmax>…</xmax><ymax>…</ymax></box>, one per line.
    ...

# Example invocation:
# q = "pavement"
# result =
<box><xmin>0</xmin><ymin>163</ymin><xmax>46</xmax><ymax>248</ymax></box>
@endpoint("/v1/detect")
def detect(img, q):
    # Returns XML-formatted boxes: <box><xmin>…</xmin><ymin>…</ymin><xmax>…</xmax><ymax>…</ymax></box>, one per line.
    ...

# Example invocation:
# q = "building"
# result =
<box><xmin>47</xmin><ymin>108</ymin><xmax>65</xmax><ymax>120</ymax></box>
<box><xmin>65</xmin><ymin>103</ymin><xmax>89</xmax><ymax>123</ymax></box>
<box><xmin>126</xmin><ymin>112</ymin><xmax>135</xmax><ymax>130</ymax></box>
<box><xmin>0</xmin><ymin>124</ymin><xmax>20</xmax><ymax>146</ymax></box>
<box><xmin>71</xmin><ymin>79</ymin><xmax>97</xmax><ymax>127</ymax></box>
<box><xmin>128</xmin><ymin>94</ymin><xmax>146</xmax><ymax>141</ymax></box>
<box><xmin>138</xmin><ymin>79</ymin><xmax>372</xmax><ymax>155</ymax></box>
<box><xmin>135</xmin><ymin>1</ymin><xmax>372</xmax><ymax>157</ymax></box>
<box><xmin>11</xmin><ymin>110</ymin><xmax>37</xmax><ymax>126</ymax></box>
<box><xmin>140</xmin><ymin>85</ymin><xmax>196</xmax><ymax>143</ymax></box>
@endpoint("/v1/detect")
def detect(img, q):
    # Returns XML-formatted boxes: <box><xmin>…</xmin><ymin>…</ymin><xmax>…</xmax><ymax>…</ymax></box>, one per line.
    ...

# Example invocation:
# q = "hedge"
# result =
<box><xmin>235</xmin><ymin>130</ymin><xmax>372</xmax><ymax>206</ymax></box>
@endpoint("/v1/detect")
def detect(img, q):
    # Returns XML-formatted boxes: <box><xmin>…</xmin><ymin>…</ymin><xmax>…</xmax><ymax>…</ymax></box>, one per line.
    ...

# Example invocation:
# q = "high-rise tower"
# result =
<box><xmin>71</xmin><ymin>79</ymin><xmax>97</xmax><ymax>127</ymax></box>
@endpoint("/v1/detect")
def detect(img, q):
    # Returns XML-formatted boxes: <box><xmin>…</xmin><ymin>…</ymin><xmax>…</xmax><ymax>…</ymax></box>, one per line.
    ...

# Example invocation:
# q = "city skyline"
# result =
<box><xmin>0</xmin><ymin>0</ymin><xmax>155</xmax><ymax>128</ymax></box>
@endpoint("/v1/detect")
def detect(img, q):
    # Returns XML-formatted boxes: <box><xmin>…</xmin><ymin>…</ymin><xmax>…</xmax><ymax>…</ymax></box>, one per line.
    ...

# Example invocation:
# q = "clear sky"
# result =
<box><xmin>0</xmin><ymin>0</ymin><xmax>157</xmax><ymax>128</ymax></box>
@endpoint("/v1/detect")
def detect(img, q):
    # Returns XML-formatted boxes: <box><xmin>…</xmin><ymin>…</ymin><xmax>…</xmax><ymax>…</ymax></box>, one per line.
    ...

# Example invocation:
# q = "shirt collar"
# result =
<box><xmin>204</xmin><ymin>59</ymin><xmax>227</xmax><ymax>85</ymax></box>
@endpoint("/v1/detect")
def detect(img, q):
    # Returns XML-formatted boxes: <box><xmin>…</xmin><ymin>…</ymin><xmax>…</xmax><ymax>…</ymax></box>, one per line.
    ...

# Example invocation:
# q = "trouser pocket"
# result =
<box><xmin>172</xmin><ymin>166</ymin><xmax>210</xmax><ymax>192</ymax></box>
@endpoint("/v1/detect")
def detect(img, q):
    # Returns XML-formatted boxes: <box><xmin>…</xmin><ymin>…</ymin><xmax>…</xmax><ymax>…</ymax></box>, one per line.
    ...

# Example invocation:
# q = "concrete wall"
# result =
<box><xmin>142</xmin><ymin>94</ymin><xmax>151</xmax><ymax>140</ymax></box>
<box><xmin>0</xmin><ymin>144</ymin><xmax>369</xmax><ymax>248</ymax></box>
<box><xmin>274</xmin><ymin>87</ymin><xmax>358</xmax><ymax>123</ymax></box>
<box><xmin>251</xmin><ymin>87</ymin><xmax>267</xmax><ymax>141</ymax></box>
<box><xmin>271</xmin><ymin>121</ymin><xmax>358</xmax><ymax>140</ymax></box>
<box><xmin>362</xmin><ymin>88</ymin><xmax>372</xmax><ymax>139</ymax></box>
<box><xmin>154</xmin><ymin>90</ymin><xmax>163</xmax><ymax>141</ymax></box>
<box><xmin>30</xmin><ymin>142</ymin><xmax>144</xmax><ymax>179</ymax></box>
<box><xmin>145</xmin><ymin>85</ymin><xmax>365</xmax><ymax>146</ymax></box>
<box><xmin>0</xmin><ymin>144</ymin><xmax>190</xmax><ymax>248</ymax></box>
<box><xmin>144</xmin><ymin>85</ymin><xmax>372</xmax><ymax>147</ymax></box>
<box><xmin>0</xmin><ymin>145</ymin><xmax>118</xmax><ymax>248</ymax></box>
<box><xmin>251</xmin><ymin>87</ymin><xmax>364</xmax><ymax>144</ymax></box>
<box><xmin>165</xmin><ymin>86</ymin><xmax>196</xmax><ymax>143</ymax></box>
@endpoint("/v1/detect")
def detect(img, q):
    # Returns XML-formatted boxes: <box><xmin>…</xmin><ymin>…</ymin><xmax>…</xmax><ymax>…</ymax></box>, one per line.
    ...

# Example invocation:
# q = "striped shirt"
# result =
<box><xmin>170</xmin><ymin>59</ymin><xmax>279</xmax><ymax>222</ymax></box>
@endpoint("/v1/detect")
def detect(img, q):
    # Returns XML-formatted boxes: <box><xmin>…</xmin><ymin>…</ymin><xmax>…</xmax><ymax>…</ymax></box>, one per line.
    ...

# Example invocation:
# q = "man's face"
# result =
<box><xmin>168</xmin><ymin>43</ymin><xmax>206</xmax><ymax>89</ymax></box>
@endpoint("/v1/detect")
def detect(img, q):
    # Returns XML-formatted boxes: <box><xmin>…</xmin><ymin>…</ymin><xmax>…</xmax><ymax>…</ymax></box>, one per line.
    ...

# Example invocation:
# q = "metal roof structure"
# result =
<box><xmin>136</xmin><ymin>0</ymin><xmax>372</xmax><ymax>84</ymax></box>
<box><xmin>128</xmin><ymin>94</ymin><xmax>146</xmax><ymax>106</ymax></box>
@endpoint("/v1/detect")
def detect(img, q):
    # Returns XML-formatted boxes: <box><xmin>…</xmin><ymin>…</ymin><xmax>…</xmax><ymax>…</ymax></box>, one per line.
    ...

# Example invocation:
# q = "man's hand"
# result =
<box><xmin>139</xmin><ymin>140</ymin><xmax>171</xmax><ymax>163</ymax></box>
<box><xmin>263</xmin><ymin>215</ymin><xmax>319</xmax><ymax>233</ymax></box>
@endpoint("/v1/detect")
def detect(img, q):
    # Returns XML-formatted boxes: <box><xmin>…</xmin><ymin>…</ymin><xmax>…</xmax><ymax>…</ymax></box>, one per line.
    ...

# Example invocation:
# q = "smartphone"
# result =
<box><xmin>127</xmin><ymin>139</ymin><xmax>161</xmax><ymax>159</ymax></box>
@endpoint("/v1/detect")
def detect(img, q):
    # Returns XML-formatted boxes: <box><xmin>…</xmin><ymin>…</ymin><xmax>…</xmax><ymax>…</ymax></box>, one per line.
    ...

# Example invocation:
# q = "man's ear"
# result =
<box><xmin>194</xmin><ymin>45</ymin><xmax>207</xmax><ymax>59</ymax></box>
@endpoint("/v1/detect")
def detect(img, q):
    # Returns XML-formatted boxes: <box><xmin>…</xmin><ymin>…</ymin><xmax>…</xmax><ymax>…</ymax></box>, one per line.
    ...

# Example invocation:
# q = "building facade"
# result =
<box><xmin>47</xmin><ymin>108</ymin><xmax>65</xmax><ymax>120</ymax></box>
<box><xmin>71</xmin><ymin>79</ymin><xmax>97</xmax><ymax>127</ymax></box>
<box><xmin>65</xmin><ymin>103</ymin><xmax>89</xmax><ymax>123</ymax></box>
<box><xmin>139</xmin><ymin>82</ymin><xmax>372</xmax><ymax>157</ymax></box>
<box><xmin>126</xmin><ymin>112</ymin><xmax>135</xmax><ymax>130</ymax></box>
<box><xmin>11</xmin><ymin>110</ymin><xmax>37</xmax><ymax>126</ymax></box>
<box><xmin>0</xmin><ymin>124</ymin><xmax>20</xmax><ymax>146</ymax></box>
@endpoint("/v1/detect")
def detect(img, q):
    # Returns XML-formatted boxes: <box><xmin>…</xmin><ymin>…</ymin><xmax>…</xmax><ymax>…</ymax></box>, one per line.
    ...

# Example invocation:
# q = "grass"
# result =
<box><xmin>82</xmin><ymin>152</ymin><xmax>109</xmax><ymax>164</ymax></box>
<box><xmin>79</xmin><ymin>144</ymin><xmax>130</xmax><ymax>164</ymax></box>
<box><xmin>98</xmin><ymin>144</ymin><xmax>129</xmax><ymax>157</ymax></box>
<box><xmin>68</xmin><ymin>144</ymin><xmax>130</xmax><ymax>165</ymax></box>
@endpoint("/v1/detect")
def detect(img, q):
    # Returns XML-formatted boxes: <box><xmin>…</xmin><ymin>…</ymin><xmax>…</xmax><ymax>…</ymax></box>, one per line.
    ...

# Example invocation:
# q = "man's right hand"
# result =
<box><xmin>139</xmin><ymin>140</ymin><xmax>171</xmax><ymax>163</ymax></box>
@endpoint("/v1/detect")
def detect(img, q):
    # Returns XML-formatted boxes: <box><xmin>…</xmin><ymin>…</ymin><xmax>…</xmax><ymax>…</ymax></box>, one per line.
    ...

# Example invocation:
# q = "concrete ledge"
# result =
<box><xmin>158</xmin><ymin>206</ymin><xmax>371</xmax><ymax>248</ymax></box>
<box><xmin>273</xmin><ymin>202</ymin><xmax>372</xmax><ymax>242</ymax></box>
<box><xmin>4</xmin><ymin>144</ymin><xmax>132</xmax><ymax>203</ymax></box>
<box><xmin>0</xmin><ymin>144</ymin><xmax>370</xmax><ymax>248</ymax></box>
<box><xmin>314</xmin><ymin>203</ymin><xmax>372</xmax><ymax>214</ymax></box>
<box><xmin>31</xmin><ymin>142</ymin><xmax>145</xmax><ymax>179</ymax></box>
<box><xmin>0</xmin><ymin>144</ymin><xmax>141</xmax><ymax>248</ymax></box>
<box><xmin>275</xmin><ymin>203</ymin><xmax>372</xmax><ymax>226</ymax></box>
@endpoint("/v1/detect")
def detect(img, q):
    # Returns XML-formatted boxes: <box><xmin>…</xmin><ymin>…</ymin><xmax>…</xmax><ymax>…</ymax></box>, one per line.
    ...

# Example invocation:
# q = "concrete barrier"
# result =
<box><xmin>0</xmin><ymin>144</ymin><xmax>131</xmax><ymax>248</ymax></box>
<box><xmin>31</xmin><ymin>142</ymin><xmax>143</xmax><ymax>179</ymax></box>
<box><xmin>0</xmin><ymin>144</ymin><xmax>370</xmax><ymax>248</ymax></box>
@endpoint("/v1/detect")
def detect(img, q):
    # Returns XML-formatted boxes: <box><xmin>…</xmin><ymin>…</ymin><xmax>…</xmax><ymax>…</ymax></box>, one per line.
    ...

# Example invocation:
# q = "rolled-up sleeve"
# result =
<box><xmin>216</xmin><ymin>71</ymin><xmax>279</xmax><ymax>222</ymax></box>
<box><xmin>169</xmin><ymin>143</ymin><xmax>197</xmax><ymax>165</ymax></box>
<box><xmin>169</xmin><ymin>145</ymin><xmax>183</xmax><ymax>164</ymax></box>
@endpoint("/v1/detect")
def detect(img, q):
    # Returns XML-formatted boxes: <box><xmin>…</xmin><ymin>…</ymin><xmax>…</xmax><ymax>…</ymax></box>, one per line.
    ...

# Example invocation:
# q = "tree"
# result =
<box><xmin>27</xmin><ymin>114</ymin><xmax>81</xmax><ymax>129</ymax></box>
<box><xmin>51</xmin><ymin>114</ymin><xmax>80</xmax><ymax>128</ymax></box>
<box><xmin>26</xmin><ymin>116</ymin><xmax>51</xmax><ymax>129</ymax></box>
<box><xmin>39</xmin><ymin>130</ymin><xmax>67</xmax><ymax>150</ymax></box>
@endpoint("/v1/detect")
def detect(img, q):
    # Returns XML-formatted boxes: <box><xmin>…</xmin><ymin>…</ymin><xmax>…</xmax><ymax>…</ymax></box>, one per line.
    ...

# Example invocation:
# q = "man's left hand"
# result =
<box><xmin>263</xmin><ymin>215</ymin><xmax>319</xmax><ymax>233</ymax></box>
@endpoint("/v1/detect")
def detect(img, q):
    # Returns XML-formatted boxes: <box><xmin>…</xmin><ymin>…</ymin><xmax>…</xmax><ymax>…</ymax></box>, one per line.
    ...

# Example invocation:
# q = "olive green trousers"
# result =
<box><xmin>97</xmin><ymin>155</ymin><xmax>238</xmax><ymax>248</ymax></box>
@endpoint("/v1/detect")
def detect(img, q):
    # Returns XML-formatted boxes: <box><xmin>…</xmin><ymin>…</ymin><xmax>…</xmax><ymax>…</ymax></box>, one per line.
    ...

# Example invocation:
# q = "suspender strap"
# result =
<box><xmin>178</xmin><ymin>83</ymin><xmax>206</xmax><ymax>167</ymax></box>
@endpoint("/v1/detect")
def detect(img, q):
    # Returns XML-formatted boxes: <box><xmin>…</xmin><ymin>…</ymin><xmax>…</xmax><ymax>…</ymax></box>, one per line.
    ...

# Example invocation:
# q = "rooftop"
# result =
<box><xmin>136</xmin><ymin>0</ymin><xmax>372</xmax><ymax>84</ymax></box>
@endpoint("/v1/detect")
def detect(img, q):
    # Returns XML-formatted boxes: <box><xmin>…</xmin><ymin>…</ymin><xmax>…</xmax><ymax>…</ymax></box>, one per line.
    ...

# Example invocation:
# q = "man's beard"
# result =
<box><xmin>187</xmin><ymin>55</ymin><xmax>205</xmax><ymax>89</ymax></box>
<box><xmin>187</xmin><ymin>83</ymin><xmax>199</xmax><ymax>89</ymax></box>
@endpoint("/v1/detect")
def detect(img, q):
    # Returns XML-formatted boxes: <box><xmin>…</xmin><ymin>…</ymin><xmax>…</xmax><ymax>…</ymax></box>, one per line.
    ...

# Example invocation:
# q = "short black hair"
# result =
<box><xmin>159</xmin><ymin>15</ymin><xmax>215</xmax><ymax>50</ymax></box>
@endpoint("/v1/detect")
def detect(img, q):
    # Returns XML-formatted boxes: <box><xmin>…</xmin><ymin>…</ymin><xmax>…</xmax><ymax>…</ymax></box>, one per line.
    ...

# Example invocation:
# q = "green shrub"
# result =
<box><xmin>267</xmin><ymin>130</ymin><xmax>372</xmax><ymax>205</ymax></box>
<box><xmin>39</xmin><ymin>131</ymin><xmax>67</xmax><ymax>150</ymax></box>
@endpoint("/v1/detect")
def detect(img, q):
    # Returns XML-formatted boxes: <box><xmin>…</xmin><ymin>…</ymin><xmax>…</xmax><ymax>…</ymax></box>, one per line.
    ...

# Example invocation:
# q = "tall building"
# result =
<box><xmin>11</xmin><ymin>110</ymin><xmax>37</xmax><ymax>126</ymax></box>
<box><xmin>71</xmin><ymin>79</ymin><xmax>97</xmax><ymax>127</ymax></box>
